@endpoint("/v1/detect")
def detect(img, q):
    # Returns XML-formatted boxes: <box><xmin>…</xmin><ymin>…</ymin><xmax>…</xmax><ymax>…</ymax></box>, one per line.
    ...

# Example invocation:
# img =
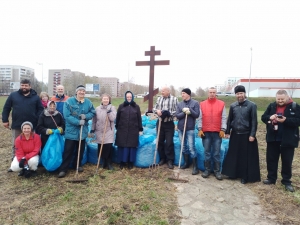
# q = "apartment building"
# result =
<box><xmin>0</xmin><ymin>65</ymin><xmax>34</xmax><ymax>94</ymax></box>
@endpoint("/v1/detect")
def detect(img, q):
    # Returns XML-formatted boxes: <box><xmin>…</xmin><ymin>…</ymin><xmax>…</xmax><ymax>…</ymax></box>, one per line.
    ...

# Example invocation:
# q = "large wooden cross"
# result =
<box><xmin>136</xmin><ymin>46</ymin><xmax>170</xmax><ymax>111</ymax></box>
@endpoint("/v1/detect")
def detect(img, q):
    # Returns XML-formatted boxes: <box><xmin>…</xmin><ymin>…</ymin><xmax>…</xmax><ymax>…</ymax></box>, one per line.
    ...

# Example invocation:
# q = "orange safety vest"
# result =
<box><xmin>200</xmin><ymin>98</ymin><xmax>225</xmax><ymax>132</ymax></box>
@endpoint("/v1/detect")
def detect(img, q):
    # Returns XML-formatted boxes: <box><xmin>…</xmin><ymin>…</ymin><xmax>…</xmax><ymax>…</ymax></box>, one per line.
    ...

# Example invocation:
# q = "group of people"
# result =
<box><xmin>2</xmin><ymin>80</ymin><xmax>300</xmax><ymax>192</ymax></box>
<box><xmin>153</xmin><ymin>85</ymin><xmax>299</xmax><ymax>193</ymax></box>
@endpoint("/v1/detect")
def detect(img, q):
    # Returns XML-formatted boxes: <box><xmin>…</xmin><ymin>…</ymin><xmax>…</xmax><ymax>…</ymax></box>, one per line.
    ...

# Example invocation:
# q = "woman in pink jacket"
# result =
<box><xmin>91</xmin><ymin>94</ymin><xmax>117</xmax><ymax>170</ymax></box>
<box><xmin>10</xmin><ymin>121</ymin><xmax>41</xmax><ymax>178</ymax></box>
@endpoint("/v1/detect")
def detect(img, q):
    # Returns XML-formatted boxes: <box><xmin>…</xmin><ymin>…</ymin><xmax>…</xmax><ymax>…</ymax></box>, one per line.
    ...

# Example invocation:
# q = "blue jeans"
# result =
<box><xmin>178</xmin><ymin>130</ymin><xmax>197</xmax><ymax>158</ymax></box>
<box><xmin>202</xmin><ymin>132</ymin><xmax>222</xmax><ymax>162</ymax></box>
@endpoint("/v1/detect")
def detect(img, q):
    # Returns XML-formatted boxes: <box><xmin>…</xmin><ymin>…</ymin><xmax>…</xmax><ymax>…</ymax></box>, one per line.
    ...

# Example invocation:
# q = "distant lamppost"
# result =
<box><xmin>248</xmin><ymin>48</ymin><xmax>252</xmax><ymax>98</ymax></box>
<box><xmin>36</xmin><ymin>62</ymin><xmax>43</xmax><ymax>91</ymax></box>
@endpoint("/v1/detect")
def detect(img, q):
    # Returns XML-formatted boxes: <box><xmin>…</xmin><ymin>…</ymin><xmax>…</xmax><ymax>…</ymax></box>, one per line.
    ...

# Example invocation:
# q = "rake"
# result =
<box><xmin>147</xmin><ymin>113</ymin><xmax>161</xmax><ymax>177</ymax></box>
<box><xmin>94</xmin><ymin>115</ymin><xmax>109</xmax><ymax>178</ymax></box>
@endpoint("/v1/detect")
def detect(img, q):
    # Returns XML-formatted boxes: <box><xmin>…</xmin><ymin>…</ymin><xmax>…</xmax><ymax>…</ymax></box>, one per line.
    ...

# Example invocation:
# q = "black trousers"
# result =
<box><xmin>97</xmin><ymin>143</ymin><xmax>113</xmax><ymax>161</ymax></box>
<box><xmin>157</xmin><ymin>121</ymin><xmax>175</xmax><ymax>162</ymax></box>
<box><xmin>266</xmin><ymin>141</ymin><xmax>295</xmax><ymax>185</ymax></box>
<box><xmin>59</xmin><ymin>139</ymin><xmax>86</xmax><ymax>172</ymax></box>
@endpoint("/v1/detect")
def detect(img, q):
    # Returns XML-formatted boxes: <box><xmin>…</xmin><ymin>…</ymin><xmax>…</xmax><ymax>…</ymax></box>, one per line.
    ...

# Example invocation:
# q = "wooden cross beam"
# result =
<box><xmin>136</xmin><ymin>46</ymin><xmax>170</xmax><ymax>111</ymax></box>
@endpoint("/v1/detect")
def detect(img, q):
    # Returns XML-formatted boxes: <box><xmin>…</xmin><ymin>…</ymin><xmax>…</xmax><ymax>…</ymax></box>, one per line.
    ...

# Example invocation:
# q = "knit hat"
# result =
<box><xmin>76</xmin><ymin>85</ymin><xmax>86</xmax><ymax>93</ymax></box>
<box><xmin>47</xmin><ymin>100</ymin><xmax>56</xmax><ymax>108</ymax></box>
<box><xmin>182</xmin><ymin>88</ymin><xmax>191</xmax><ymax>96</ymax></box>
<box><xmin>234</xmin><ymin>85</ymin><xmax>246</xmax><ymax>94</ymax></box>
<box><xmin>21</xmin><ymin>121</ymin><xmax>33</xmax><ymax>130</ymax></box>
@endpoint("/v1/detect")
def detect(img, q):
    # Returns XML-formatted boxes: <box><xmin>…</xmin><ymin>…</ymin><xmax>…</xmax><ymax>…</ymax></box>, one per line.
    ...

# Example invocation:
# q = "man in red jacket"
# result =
<box><xmin>198</xmin><ymin>87</ymin><xmax>227</xmax><ymax>180</ymax></box>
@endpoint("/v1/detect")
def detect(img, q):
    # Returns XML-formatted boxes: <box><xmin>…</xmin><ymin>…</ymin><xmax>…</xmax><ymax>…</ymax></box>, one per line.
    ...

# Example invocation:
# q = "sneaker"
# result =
<box><xmin>18</xmin><ymin>169</ymin><xmax>25</xmax><ymax>176</ymax></box>
<box><xmin>58</xmin><ymin>171</ymin><xmax>66</xmax><ymax>178</ymax></box>
<box><xmin>77</xmin><ymin>167</ymin><xmax>84</xmax><ymax>172</ymax></box>
<box><xmin>285</xmin><ymin>184</ymin><xmax>295</xmax><ymax>192</ymax></box>
<box><xmin>7</xmin><ymin>168</ymin><xmax>13</xmax><ymax>172</ymax></box>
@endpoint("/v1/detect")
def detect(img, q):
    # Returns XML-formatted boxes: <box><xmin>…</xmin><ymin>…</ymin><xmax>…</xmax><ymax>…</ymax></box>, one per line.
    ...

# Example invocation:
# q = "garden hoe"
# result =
<box><xmin>168</xmin><ymin>113</ymin><xmax>189</xmax><ymax>183</ymax></box>
<box><xmin>94</xmin><ymin>116</ymin><xmax>108</xmax><ymax>179</ymax></box>
<box><xmin>66</xmin><ymin>125</ymin><xmax>89</xmax><ymax>183</ymax></box>
<box><xmin>148</xmin><ymin>113</ymin><xmax>161</xmax><ymax>177</ymax></box>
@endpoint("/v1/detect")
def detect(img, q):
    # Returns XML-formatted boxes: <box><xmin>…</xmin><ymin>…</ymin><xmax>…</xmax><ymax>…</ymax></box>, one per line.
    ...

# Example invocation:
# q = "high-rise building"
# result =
<box><xmin>0</xmin><ymin>65</ymin><xmax>34</xmax><ymax>94</ymax></box>
<box><xmin>98</xmin><ymin>77</ymin><xmax>119</xmax><ymax>97</ymax></box>
<box><xmin>48</xmin><ymin>69</ymin><xmax>85</xmax><ymax>96</ymax></box>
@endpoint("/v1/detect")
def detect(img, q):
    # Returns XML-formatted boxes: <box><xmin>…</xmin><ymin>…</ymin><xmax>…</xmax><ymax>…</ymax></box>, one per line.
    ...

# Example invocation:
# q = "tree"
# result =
<box><xmin>169</xmin><ymin>85</ymin><xmax>176</xmax><ymax>97</ymax></box>
<box><xmin>195</xmin><ymin>87</ymin><xmax>206</xmax><ymax>97</ymax></box>
<box><xmin>287</xmin><ymin>82</ymin><xmax>300</xmax><ymax>98</ymax></box>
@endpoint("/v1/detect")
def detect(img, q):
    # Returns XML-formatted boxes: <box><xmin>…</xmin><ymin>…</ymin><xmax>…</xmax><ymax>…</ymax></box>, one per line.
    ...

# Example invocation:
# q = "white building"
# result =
<box><xmin>235</xmin><ymin>78</ymin><xmax>300</xmax><ymax>98</ymax></box>
<box><xmin>0</xmin><ymin>65</ymin><xmax>34</xmax><ymax>94</ymax></box>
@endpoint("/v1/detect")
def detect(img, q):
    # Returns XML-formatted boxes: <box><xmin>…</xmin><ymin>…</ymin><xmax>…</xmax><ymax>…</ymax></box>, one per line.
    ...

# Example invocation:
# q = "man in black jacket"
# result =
<box><xmin>261</xmin><ymin>90</ymin><xmax>300</xmax><ymax>192</ymax></box>
<box><xmin>2</xmin><ymin>79</ymin><xmax>44</xmax><ymax>171</ymax></box>
<box><xmin>222</xmin><ymin>85</ymin><xmax>261</xmax><ymax>184</ymax></box>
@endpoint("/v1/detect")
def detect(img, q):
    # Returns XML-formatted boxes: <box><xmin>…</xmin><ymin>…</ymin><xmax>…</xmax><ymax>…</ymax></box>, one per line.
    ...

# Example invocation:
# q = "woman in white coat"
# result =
<box><xmin>91</xmin><ymin>93</ymin><xmax>117</xmax><ymax>170</ymax></box>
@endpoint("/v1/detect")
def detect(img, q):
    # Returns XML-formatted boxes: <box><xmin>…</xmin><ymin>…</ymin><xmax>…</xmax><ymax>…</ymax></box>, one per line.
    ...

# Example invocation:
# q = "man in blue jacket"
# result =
<box><xmin>2</xmin><ymin>79</ymin><xmax>44</xmax><ymax>171</ymax></box>
<box><xmin>176</xmin><ymin>88</ymin><xmax>200</xmax><ymax>175</ymax></box>
<box><xmin>58</xmin><ymin>85</ymin><xmax>95</xmax><ymax>178</ymax></box>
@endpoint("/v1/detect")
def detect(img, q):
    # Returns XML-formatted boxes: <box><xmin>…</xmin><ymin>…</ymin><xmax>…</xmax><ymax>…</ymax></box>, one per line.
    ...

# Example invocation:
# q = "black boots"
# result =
<box><xmin>192</xmin><ymin>157</ymin><xmax>199</xmax><ymax>175</ymax></box>
<box><xmin>202</xmin><ymin>161</ymin><xmax>211</xmax><ymax>178</ymax></box>
<box><xmin>128</xmin><ymin>162</ymin><xmax>133</xmax><ymax>169</ymax></box>
<box><xmin>107</xmin><ymin>158</ymin><xmax>114</xmax><ymax>170</ymax></box>
<box><xmin>214</xmin><ymin>161</ymin><xmax>223</xmax><ymax>180</ymax></box>
<box><xmin>119</xmin><ymin>162</ymin><xmax>125</xmax><ymax>169</ymax></box>
<box><xmin>181</xmin><ymin>154</ymin><xmax>190</xmax><ymax>169</ymax></box>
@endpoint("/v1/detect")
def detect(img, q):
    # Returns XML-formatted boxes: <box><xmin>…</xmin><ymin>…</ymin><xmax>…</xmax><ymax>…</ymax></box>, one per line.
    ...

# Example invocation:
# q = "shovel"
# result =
<box><xmin>95</xmin><ymin>115</ymin><xmax>109</xmax><ymax>178</ymax></box>
<box><xmin>168</xmin><ymin>113</ymin><xmax>189</xmax><ymax>183</ymax></box>
<box><xmin>66</xmin><ymin>125</ymin><xmax>88</xmax><ymax>183</ymax></box>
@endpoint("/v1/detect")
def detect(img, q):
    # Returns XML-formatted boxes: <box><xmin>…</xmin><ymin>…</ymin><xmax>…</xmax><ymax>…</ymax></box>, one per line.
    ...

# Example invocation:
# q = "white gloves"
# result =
<box><xmin>182</xmin><ymin>107</ymin><xmax>191</xmax><ymax>115</ymax></box>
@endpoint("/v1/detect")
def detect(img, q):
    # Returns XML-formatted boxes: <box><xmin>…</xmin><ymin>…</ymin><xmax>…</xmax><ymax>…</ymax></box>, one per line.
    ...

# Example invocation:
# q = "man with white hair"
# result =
<box><xmin>153</xmin><ymin>86</ymin><xmax>178</xmax><ymax>169</ymax></box>
<box><xmin>51</xmin><ymin>85</ymin><xmax>69</xmax><ymax>117</ymax></box>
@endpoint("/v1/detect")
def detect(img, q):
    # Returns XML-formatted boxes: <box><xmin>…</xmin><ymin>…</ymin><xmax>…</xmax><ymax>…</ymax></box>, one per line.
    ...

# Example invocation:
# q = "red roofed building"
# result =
<box><xmin>233</xmin><ymin>78</ymin><xmax>300</xmax><ymax>98</ymax></box>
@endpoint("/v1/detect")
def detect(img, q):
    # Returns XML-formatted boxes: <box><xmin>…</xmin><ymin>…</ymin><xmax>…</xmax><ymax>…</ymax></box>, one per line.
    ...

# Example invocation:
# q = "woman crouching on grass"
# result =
<box><xmin>10</xmin><ymin>121</ymin><xmax>41</xmax><ymax>178</ymax></box>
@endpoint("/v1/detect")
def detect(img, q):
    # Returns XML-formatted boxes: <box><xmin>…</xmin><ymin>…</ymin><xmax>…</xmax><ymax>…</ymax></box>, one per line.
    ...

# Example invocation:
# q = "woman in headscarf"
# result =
<box><xmin>10</xmin><ymin>121</ymin><xmax>41</xmax><ymax>178</ymax></box>
<box><xmin>91</xmin><ymin>93</ymin><xmax>117</xmax><ymax>170</ymax></box>
<box><xmin>115</xmin><ymin>91</ymin><xmax>143</xmax><ymax>169</ymax></box>
<box><xmin>36</xmin><ymin>100</ymin><xmax>65</xmax><ymax>151</ymax></box>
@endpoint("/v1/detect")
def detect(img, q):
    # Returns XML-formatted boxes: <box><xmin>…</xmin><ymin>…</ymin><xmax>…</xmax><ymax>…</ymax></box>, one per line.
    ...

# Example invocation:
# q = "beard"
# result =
<box><xmin>20</xmin><ymin>88</ymin><xmax>30</xmax><ymax>94</ymax></box>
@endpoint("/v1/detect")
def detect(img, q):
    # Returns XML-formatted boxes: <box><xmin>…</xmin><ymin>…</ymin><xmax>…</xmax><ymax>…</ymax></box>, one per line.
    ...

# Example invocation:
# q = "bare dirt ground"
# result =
<box><xmin>0</xmin><ymin>121</ymin><xmax>299</xmax><ymax>224</ymax></box>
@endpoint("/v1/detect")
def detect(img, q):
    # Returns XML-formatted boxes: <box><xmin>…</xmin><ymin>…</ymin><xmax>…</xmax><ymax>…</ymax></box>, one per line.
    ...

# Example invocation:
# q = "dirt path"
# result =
<box><xmin>173</xmin><ymin>169</ymin><xmax>278</xmax><ymax>225</ymax></box>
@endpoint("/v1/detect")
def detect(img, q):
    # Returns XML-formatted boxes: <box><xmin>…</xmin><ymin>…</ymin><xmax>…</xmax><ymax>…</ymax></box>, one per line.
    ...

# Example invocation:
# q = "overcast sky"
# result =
<box><xmin>1</xmin><ymin>0</ymin><xmax>300</xmax><ymax>92</ymax></box>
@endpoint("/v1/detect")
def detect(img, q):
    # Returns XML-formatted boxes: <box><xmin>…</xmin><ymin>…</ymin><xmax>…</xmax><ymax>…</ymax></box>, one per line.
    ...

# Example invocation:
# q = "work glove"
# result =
<box><xmin>88</xmin><ymin>130</ymin><xmax>95</xmax><ymax>138</ymax></box>
<box><xmin>19</xmin><ymin>158</ymin><xmax>26</xmax><ymax>168</ymax></box>
<box><xmin>80</xmin><ymin>114</ymin><xmax>86</xmax><ymax>120</ymax></box>
<box><xmin>139</xmin><ymin>131</ymin><xmax>143</xmax><ymax>136</ymax></box>
<box><xmin>219</xmin><ymin>130</ymin><xmax>225</xmax><ymax>138</ymax></box>
<box><xmin>145</xmin><ymin>110</ymin><xmax>153</xmax><ymax>116</ymax></box>
<box><xmin>57</xmin><ymin>127</ymin><xmax>63</xmax><ymax>134</ymax></box>
<box><xmin>161</xmin><ymin>110</ymin><xmax>170</xmax><ymax>120</ymax></box>
<box><xmin>46</xmin><ymin>129</ymin><xmax>53</xmax><ymax>135</ymax></box>
<box><xmin>198</xmin><ymin>130</ymin><xmax>205</xmax><ymax>138</ymax></box>
<box><xmin>79</xmin><ymin>120</ymin><xmax>85</xmax><ymax>126</ymax></box>
<box><xmin>182</xmin><ymin>107</ymin><xmax>189</xmax><ymax>113</ymax></box>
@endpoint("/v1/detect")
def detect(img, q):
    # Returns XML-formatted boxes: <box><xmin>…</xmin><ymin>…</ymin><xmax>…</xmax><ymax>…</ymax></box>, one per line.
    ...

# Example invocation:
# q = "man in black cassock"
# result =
<box><xmin>222</xmin><ymin>85</ymin><xmax>261</xmax><ymax>184</ymax></box>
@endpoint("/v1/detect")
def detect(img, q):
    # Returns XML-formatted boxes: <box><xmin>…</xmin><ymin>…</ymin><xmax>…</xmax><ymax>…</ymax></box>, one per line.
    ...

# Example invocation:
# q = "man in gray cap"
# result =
<box><xmin>222</xmin><ymin>85</ymin><xmax>261</xmax><ymax>184</ymax></box>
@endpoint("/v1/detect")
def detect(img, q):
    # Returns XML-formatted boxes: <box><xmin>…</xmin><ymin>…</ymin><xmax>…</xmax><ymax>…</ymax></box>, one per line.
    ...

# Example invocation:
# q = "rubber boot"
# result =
<box><xmin>201</xmin><ymin>160</ymin><xmax>211</xmax><ymax>178</ymax></box>
<box><xmin>181</xmin><ymin>154</ymin><xmax>190</xmax><ymax>169</ymax></box>
<box><xmin>192</xmin><ymin>157</ymin><xmax>199</xmax><ymax>175</ymax></box>
<box><xmin>214</xmin><ymin>161</ymin><xmax>223</xmax><ymax>180</ymax></box>
<box><xmin>107</xmin><ymin>158</ymin><xmax>114</xmax><ymax>170</ymax></box>
<box><xmin>101</xmin><ymin>159</ymin><xmax>106</xmax><ymax>169</ymax></box>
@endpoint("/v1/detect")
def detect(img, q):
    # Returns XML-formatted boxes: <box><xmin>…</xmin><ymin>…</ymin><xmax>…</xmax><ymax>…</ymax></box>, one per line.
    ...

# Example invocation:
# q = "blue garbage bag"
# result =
<box><xmin>41</xmin><ymin>129</ymin><xmax>64</xmax><ymax>171</ymax></box>
<box><xmin>135</xmin><ymin>139</ymin><xmax>159</xmax><ymax>168</ymax></box>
